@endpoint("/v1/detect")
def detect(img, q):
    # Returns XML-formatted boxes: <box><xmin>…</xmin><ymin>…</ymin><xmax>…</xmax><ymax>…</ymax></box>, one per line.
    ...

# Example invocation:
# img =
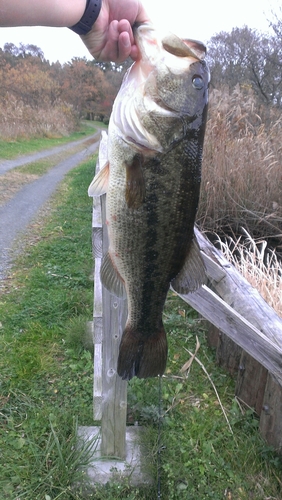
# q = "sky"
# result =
<box><xmin>0</xmin><ymin>0</ymin><xmax>280</xmax><ymax>64</ymax></box>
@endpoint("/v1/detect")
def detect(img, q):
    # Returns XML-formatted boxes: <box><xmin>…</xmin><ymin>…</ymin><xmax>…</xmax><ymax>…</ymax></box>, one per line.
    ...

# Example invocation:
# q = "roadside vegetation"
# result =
<box><xmin>0</xmin><ymin>122</ymin><xmax>98</xmax><ymax>160</ymax></box>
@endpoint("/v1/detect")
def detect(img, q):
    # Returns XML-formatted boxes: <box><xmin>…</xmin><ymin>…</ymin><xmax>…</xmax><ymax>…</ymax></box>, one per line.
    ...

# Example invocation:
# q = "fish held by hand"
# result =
<box><xmin>89</xmin><ymin>24</ymin><xmax>210</xmax><ymax>380</ymax></box>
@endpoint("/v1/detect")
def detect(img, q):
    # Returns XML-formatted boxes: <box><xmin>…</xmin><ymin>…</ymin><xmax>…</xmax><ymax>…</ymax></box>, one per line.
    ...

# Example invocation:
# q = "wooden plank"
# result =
<box><xmin>259</xmin><ymin>373</ymin><xmax>282</xmax><ymax>453</ymax></box>
<box><xmin>174</xmin><ymin>285</ymin><xmax>282</xmax><ymax>386</ymax></box>
<box><xmin>92</xmin><ymin>195</ymin><xmax>102</xmax><ymax>229</ymax></box>
<box><xmin>100</xmin><ymin>194</ymin><xmax>128</xmax><ymax>459</ymax></box>
<box><xmin>90</xmin><ymin>137</ymin><xmax>128</xmax><ymax>458</ymax></box>
<box><xmin>93</xmin><ymin>227</ymin><xmax>103</xmax><ymax>259</ymax></box>
<box><xmin>235</xmin><ymin>352</ymin><xmax>268</xmax><ymax>416</ymax></box>
<box><xmin>93</xmin><ymin>257</ymin><xmax>103</xmax><ymax>420</ymax></box>
<box><xmin>195</xmin><ymin>227</ymin><xmax>282</xmax><ymax>347</ymax></box>
<box><xmin>92</xmin><ymin>149</ymin><xmax>103</xmax><ymax>421</ymax></box>
<box><xmin>93</xmin><ymin>255</ymin><xmax>103</xmax><ymax>420</ymax></box>
<box><xmin>216</xmin><ymin>332</ymin><xmax>242</xmax><ymax>376</ymax></box>
<box><xmin>206</xmin><ymin>323</ymin><xmax>220</xmax><ymax>349</ymax></box>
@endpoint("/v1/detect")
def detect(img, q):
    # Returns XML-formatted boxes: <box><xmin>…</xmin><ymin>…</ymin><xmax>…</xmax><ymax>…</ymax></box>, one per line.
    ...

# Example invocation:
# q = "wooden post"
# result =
<box><xmin>259</xmin><ymin>373</ymin><xmax>282</xmax><ymax>453</ymax></box>
<box><xmin>235</xmin><ymin>352</ymin><xmax>268</xmax><ymax>416</ymax></box>
<box><xmin>91</xmin><ymin>135</ymin><xmax>128</xmax><ymax>458</ymax></box>
<box><xmin>92</xmin><ymin>192</ymin><xmax>103</xmax><ymax>420</ymax></box>
<box><xmin>100</xmin><ymin>194</ymin><xmax>128</xmax><ymax>459</ymax></box>
<box><xmin>216</xmin><ymin>332</ymin><xmax>242</xmax><ymax>376</ymax></box>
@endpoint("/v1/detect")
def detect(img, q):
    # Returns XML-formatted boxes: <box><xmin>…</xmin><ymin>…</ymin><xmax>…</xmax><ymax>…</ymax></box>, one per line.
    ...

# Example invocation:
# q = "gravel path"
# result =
<box><xmin>0</xmin><ymin>135</ymin><xmax>99</xmax><ymax>281</ymax></box>
<box><xmin>0</xmin><ymin>133</ymin><xmax>99</xmax><ymax>175</ymax></box>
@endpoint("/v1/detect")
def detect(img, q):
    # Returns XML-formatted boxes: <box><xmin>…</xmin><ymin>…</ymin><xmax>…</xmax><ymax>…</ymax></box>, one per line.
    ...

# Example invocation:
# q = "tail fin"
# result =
<box><xmin>117</xmin><ymin>324</ymin><xmax>168</xmax><ymax>380</ymax></box>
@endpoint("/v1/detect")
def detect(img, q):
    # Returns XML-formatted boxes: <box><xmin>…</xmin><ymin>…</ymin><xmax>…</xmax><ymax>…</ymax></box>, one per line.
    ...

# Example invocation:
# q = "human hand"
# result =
<box><xmin>80</xmin><ymin>0</ymin><xmax>150</xmax><ymax>62</ymax></box>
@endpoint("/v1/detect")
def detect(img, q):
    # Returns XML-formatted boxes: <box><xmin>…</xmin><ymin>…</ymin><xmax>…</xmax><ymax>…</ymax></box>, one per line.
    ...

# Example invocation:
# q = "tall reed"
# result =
<box><xmin>198</xmin><ymin>86</ymin><xmax>282</xmax><ymax>245</ymax></box>
<box><xmin>0</xmin><ymin>94</ymin><xmax>79</xmax><ymax>139</ymax></box>
<box><xmin>216</xmin><ymin>229</ymin><xmax>282</xmax><ymax>317</ymax></box>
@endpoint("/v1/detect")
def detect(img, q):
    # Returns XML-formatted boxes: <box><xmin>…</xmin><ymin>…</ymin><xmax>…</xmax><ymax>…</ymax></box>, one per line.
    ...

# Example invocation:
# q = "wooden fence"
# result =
<box><xmin>90</xmin><ymin>141</ymin><xmax>282</xmax><ymax>458</ymax></box>
<box><xmin>175</xmin><ymin>227</ymin><xmax>282</xmax><ymax>453</ymax></box>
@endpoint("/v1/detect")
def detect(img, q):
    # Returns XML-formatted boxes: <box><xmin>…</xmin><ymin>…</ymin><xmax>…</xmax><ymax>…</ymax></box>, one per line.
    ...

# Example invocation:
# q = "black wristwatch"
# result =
<box><xmin>69</xmin><ymin>0</ymin><xmax>102</xmax><ymax>35</ymax></box>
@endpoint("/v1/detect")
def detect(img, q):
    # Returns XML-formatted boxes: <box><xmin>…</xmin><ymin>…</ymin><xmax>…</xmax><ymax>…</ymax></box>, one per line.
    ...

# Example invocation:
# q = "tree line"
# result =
<box><xmin>0</xmin><ymin>42</ymin><xmax>129</xmax><ymax>122</ymax></box>
<box><xmin>1</xmin><ymin>11</ymin><xmax>282</xmax><ymax>135</ymax></box>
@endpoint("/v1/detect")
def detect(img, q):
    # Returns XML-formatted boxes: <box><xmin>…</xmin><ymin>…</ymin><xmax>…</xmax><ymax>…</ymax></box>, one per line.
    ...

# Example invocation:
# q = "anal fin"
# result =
<box><xmin>171</xmin><ymin>236</ymin><xmax>207</xmax><ymax>294</ymax></box>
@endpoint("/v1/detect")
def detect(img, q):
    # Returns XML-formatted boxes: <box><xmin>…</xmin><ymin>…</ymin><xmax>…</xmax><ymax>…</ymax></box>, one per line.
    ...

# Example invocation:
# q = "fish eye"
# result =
<box><xmin>192</xmin><ymin>75</ymin><xmax>204</xmax><ymax>90</ymax></box>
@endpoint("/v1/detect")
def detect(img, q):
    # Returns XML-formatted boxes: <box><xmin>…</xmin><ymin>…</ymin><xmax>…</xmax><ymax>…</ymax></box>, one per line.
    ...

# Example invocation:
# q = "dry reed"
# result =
<box><xmin>0</xmin><ymin>94</ymin><xmax>79</xmax><ymax>139</ymax></box>
<box><xmin>198</xmin><ymin>86</ymin><xmax>282</xmax><ymax>244</ymax></box>
<box><xmin>216</xmin><ymin>228</ymin><xmax>282</xmax><ymax>317</ymax></box>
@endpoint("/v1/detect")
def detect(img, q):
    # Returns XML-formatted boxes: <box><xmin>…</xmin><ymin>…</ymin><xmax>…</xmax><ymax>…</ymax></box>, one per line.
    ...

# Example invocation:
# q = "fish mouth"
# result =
<box><xmin>133</xmin><ymin>23</ymin><xmax>206</xmax><ymax>62</ymax></box>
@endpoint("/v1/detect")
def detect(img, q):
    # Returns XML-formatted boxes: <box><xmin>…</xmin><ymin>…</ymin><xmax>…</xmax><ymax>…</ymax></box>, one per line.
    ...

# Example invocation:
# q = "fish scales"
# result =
<box><xmin>89</xmin><ymin>24</ymin><xmax>210</xmax><ymax>380</ymax></box>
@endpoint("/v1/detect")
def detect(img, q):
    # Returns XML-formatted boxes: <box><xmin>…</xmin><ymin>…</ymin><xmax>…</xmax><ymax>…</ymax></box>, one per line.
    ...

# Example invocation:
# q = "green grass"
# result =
<box><xmin>0</xmin><ymin>122</ymin><xmax>98</xmax><ymax>160</ymax></box>
<box><xmin>0</xmin><ymin>151</ymin><xmax>281</xmax><ymax>499</ymax></box>
<box><xmin>12</xmin><ymin>139</ymin><xmax>96</xmax><ymax>177</ymax></box>
<box><xmin>0</xmin><ymin>159</ymin><xmax>96</xmax><ymax>498</ymax></box>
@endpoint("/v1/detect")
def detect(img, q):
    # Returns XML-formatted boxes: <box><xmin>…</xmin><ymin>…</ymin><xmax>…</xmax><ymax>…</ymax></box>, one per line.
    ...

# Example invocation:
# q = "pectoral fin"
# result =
<box><xmin>88</xmin><ymin>162</ymin><xmax>109</xmax><ymax>197</ymax></box>
<box><xmin>125</xmin><ymin>153</ymin><xmax>145</xmax><ymax>209</ymax></box>
<box><xmin>171</xmin><ymin>237</ymin><xmax>206</xmax><ymax>294</ymax></box>
<box><xmin>100</xmin><ymin>251</ymin><xmax>127</xmax><ymax>299</ymax></box>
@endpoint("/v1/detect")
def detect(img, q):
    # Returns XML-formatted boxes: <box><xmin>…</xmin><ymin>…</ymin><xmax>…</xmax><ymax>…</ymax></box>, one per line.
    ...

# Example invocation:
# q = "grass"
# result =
<box><xmin>0</xmin><ymin>140</ymin><xmax>282</xmax><ymax>499</ymax></box>
<box><xmin>0</xmin><ymin>158</ymin><xmax>96</xmax><ymax>498</ymax></box>
<box><xmin>0</xmin><ymin>133</ymin><xmax>100</xmax><ymax>208</ymax></box>
<box><xmin>128</xmin><ymin>301</ymin><xmax>282</xmax><ymax>499</ymax></box>
<box><xmin>0</xmin><ymin>122</ymin><xmax>97</xmax><ymax>160</ymax></box>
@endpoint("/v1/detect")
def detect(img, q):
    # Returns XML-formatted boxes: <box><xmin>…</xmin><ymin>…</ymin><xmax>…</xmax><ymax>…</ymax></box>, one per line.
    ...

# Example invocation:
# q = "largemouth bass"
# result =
<box><xmin>89</xmin><ymin>24</ymin><xmax>210</xmax><ymax>380</ymax></box>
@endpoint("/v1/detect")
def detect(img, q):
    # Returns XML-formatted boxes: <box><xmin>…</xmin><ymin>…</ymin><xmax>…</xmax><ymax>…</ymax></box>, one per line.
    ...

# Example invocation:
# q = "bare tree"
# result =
<box><xmin>207</xmin><ymin>26</ymin><xmax>282</xmax><ymax>106</ymax></box>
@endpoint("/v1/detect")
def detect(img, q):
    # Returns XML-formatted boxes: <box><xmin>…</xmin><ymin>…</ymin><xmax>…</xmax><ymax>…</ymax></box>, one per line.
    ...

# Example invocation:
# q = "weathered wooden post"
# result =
<box><xmin>92</xmin><ymin>176</ymin><xmax>103</xmax><ymax>421</ymax></box>
<box><xmin>99</xmin><ymin>193</ymin><xmax>128</xmax><ymax>459</ymax></box>
<box><xmin>91</xmin><ymin>134</ymin><xmax>128</xmax><ymax>459</ymax></box>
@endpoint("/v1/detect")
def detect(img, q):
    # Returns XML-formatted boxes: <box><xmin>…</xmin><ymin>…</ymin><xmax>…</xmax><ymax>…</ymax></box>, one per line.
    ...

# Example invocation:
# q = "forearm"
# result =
<box><xmin>0</xmin><ymin>0</ymin><xmax>86</xmax><ymax>27</ymax></box>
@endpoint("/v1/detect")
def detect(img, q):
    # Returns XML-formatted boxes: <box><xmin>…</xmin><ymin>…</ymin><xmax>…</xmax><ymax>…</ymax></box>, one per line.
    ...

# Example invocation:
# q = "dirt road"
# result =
<box><xmin>0</xmin><ymin>133</ymin><xmax>100</xmax><ymax>282</ymax></box>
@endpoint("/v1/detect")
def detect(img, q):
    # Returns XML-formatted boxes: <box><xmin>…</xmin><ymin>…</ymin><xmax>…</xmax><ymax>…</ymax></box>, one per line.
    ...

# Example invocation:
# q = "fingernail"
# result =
<box><xmin>123</xmin><ymin>34</ymin><xmax>131</xmax><ymax>48</ymax></box>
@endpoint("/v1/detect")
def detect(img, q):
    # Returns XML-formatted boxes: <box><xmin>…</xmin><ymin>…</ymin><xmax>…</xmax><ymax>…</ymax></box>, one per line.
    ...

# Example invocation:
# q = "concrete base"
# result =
<box><xmin>77</xmin><ymin>425</ymin><xmax>152</xmax><ymax>488</ymax></box>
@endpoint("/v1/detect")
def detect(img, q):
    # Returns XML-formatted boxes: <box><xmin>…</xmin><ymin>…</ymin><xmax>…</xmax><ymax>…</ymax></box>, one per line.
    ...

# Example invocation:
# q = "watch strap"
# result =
<box><xmin>69</xmin><ymin>0</ymin><xmax>102</xmax><ymax>35</ymax></box>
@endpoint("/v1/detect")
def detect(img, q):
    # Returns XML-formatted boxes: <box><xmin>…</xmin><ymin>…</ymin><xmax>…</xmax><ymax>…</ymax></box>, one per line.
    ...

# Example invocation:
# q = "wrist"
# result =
<box><xmin>69</xmin><ymin>0</ymin><xmax>102</xmax><ymax>35</ymax></box>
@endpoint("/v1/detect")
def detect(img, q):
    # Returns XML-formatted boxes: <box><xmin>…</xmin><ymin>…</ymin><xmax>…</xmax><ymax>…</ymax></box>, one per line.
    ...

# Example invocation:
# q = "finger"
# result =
<box><xmin>118</xmin><ymin>20</ymin><xmax>141</xmax><ymax>61</ymax></box>
<box><xmin>129</xmin><ymin>44</ymin><xmax>140</xmax><ymax>61</ymax></box>
<box><xmin>118</xmin><ymin>19</ymin><xmax>134</xmax><ymax>45</ymax></box>
<box><xmin>97</xmin><ymin>20</ymin><xmax>119</xmax><ymax>61</ymax></box>
<box><xmin>117</xmin><ymin>32</ymin><xmax>132</xmax><ymax>62</ymax></box>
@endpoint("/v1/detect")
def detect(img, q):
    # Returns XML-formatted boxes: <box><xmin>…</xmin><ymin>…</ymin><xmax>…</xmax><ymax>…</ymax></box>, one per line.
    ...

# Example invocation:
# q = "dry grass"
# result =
<box><xmin>0</xmin><ymin>94</ymin><xmax>79</xmax><ymax>139</ymax></box>
<box><xmin>216</xmin><ymin>228</ymin><xmax>282</xmax><ymax>317</ymax></box>
<box><xmin>0</xmin><ymin>170</ymin><xmax>39</xmax><ymax>206</ymax></box>
<box><xmin>198</xmin><ymin>86</ymin><xmax>282</xmax><ymax>245</ymax></box>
